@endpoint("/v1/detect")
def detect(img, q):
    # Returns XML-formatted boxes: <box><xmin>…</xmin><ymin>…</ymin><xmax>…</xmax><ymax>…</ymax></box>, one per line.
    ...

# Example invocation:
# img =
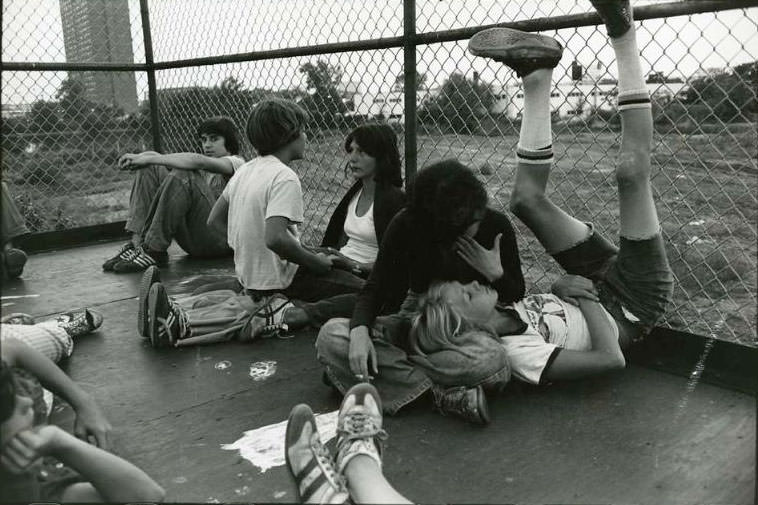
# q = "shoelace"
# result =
<box><xmin>310</xmin><ymin>436</ymin><xmax>348</xmax><ymax>494</ymax></box>
<box><xmin>157</xmin><ymin>300</ymin><xmax>191</xmax><ymax>342</ymax></box>
<box><xmin>337</xmin><ymin>412</ymin><xmax>388</xmax><ymax>443</ymax></box>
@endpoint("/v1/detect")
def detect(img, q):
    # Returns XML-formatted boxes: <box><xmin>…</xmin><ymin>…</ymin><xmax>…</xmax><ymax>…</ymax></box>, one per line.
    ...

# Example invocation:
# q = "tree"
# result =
<box><xmin>299</xmin><ymin>60</ymin><xmax>347</xmax><ymax>128</ymax></box>
<box><xmin>418</xmin><ymin>72</ymin><xmax>495</xmax><ymax>133</ymax></box>
<box><xmin>218</xmin><ymin>76</ymin><xmax>244</xmax><ymax>93</ymax></box>
<box><xmin>56</xmin><ymin>76</ymin><xmax>90</xmax><ymax>126</ymax></box>
<box><xmin>29</xmin><ymin>100</ymin><xmax>62</xmax><ymax>134</ymax></box>
<box><xmin>684</xmin><ymin>61</ymin><xmax>757</xmax><ymax>122</ymax></box>
<box><xmin>394</xmin><ymin>71</ymin><xmax>428</xmax><ymax>91</ymax></box>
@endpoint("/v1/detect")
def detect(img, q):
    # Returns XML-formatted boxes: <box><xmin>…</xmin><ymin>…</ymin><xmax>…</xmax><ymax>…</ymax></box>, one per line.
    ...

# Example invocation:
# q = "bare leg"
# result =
<box><xmin>344</xmin><ymin>456</ymin><xmax>412</xmax><ymax>504</ymax></box>
<box><xmin>508</xmin><ymin>69</ymin><xmax>591</xmax><ymax>253</ymax></box>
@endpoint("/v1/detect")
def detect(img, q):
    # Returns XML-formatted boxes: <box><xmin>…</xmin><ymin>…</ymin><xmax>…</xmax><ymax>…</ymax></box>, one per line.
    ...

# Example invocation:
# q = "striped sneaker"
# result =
<box><xmin>285</xmin><ymin>404</ymin><xmax>349</xmax><ymax>504</ymax></box>
<box><xmin>241</xmin><ymin>294</ymin><xmax>294</xmax><ymax>341</ymax></box>
<box><xmin>147</xmin><ymin>283</ymin><xmax>190</xmax><ymax>348</ymax></box>
<box><xmin>137</xmin><ymin>266</ymin><xmax>161</xmax><ymax>338</ymax></box>
<box><xmin>468</xmin><ymin>27</ymin><xmax>563</xmax><ymax>77</ymax></box>
<box><xmin>112</xmin><ymin>246</ymin><xmax>167</xmax><ymax>273</ymax></box>
<box><xmin>102</xmin><ymin>242</ymin><xmax>135</xmax><ymax>271</ymax></box>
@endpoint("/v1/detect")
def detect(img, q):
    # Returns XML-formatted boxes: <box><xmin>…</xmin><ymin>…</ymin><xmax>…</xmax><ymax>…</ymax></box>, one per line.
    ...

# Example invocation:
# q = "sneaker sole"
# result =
<box><xmin>468</xmin><ymin>27</ymin><xmax>563</xmax><ymax>66</ymax></box>
<box><xmin>340</xmin><ymin>382</ymin><xmax>383</xmax><ymax>417</ymax></box>
<box><xmin>475</xmin><ymin>386</ymin><xmax>490</xmax><ymax>424</ymax></box>
<box><xmin>284</xmin><ymin>404</ymin><xmax>318</xmax><ymax>503</ymax></box>
<box><xmin>590</xmin><ymin>0</ymin><xmax>633</xmax><ymax>38</ymax></box>
<box><xmin>148</xmin><ymin>283</ymin><xmax>169</xmax><ymax>348</ymax></box>
<box><xmin>138</xmin><ymin>266</ymin><xmax>161</xmax><ymax>338</ymax></box>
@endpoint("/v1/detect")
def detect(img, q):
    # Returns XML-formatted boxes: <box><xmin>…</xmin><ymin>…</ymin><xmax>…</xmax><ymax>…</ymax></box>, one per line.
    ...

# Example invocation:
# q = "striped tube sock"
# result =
<box><xmin>516</xmin><ymin>144</ymin><xmax>554</xmax><ymax>165</ymax></box>
<box><xmin>618</xmin><ymin>89</ymin><xmax>651</xmax><ymax>111</ymax></box>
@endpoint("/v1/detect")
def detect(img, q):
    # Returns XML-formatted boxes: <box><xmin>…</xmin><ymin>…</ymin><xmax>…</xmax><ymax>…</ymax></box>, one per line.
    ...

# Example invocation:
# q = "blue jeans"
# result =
<box><xmin>316</xmin><ymin>312</ymin><xmax>511</xmax><ymax>414</ymax></box>
<box><xmin>127</xmin><ymin>166</ymin><xmax>231</xmax><ymax>257</ymax></box>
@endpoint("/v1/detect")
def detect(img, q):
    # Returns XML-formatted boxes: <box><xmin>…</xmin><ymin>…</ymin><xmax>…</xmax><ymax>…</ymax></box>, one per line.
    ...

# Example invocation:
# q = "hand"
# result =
<box><xmin>311</xmin><ymin>252</ymin><xmax>335</xmax><ymax>275</ymax></box>
<box><xmin>454</xmin><ymin>232</ymin><xmax>504</xmax><ymax>282</ymax></box>
<box><xmin>348</xmin><ymin>326</ymin><xmax>378</xmax><ymax>381</ymax></box>
<box><xmin>0</xmin><ymin>425</ymin><xmax>64</xmax><ymax>474</ymax></box>
<box><xmin>73</xmin><ymin>399</ymin><xmax>112</xmax><ymax>449</ymax></box>
<box><xmin>117</xmin><ymin>153</ymin><xmax>150</xmax><ymax>171</ymax></box>
<box><xmin>551</xmin><ymin>274</ymin><xmax>600</xmax><ymax>306</ymax></box>
<box><xmin>331</xmin><ymin>255</ymin><xmax>366</xmax><ymax>277</ymax></box>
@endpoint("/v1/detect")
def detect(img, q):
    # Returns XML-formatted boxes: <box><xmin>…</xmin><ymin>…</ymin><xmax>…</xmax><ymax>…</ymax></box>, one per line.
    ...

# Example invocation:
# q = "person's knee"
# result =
<box><xmin>616</xmin><ymin>150</ymin><xmax>651</xmax><ymax>189</ymax></box>
<box><xmin>509</xmin><ymin>188</ymin><xmax>550</xmax><ymax>218</ymax></box>
<box><xmin>315</xmin><ymin>318</ymin><xmax>351</xmax><ymax>358</ymax></box>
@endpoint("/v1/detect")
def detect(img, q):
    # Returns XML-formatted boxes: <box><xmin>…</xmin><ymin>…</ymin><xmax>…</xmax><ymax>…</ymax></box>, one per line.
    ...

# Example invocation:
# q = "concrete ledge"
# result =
<box><xmin>16</xmin><ymin>221</ymin><xmax>130</xmax><ymax>253</ymax></box>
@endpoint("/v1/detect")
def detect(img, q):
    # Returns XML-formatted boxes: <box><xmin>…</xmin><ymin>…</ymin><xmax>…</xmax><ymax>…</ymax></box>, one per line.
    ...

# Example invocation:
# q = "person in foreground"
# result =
<box><xmin>414</xmin><ymin>0</ymin><xmax>674</xmax><ymax>386</ymax></box>
<box><xmin>285</xmin><ymin>382</ymin><xmax>411</xmax><ymax>504</ymax></box>
<box><xmin>0</xmin><ymin>361</ymin><xmax>164</xmax><ymax>503</ymax></box>
<box><xmin>103</xmin><ymin>116</ymin><xmax>245</xmax><ymax>273</ymax></box>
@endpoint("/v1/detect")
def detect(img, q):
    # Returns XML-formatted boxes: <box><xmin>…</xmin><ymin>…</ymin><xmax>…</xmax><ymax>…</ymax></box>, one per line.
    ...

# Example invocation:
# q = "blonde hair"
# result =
<box><xmin>410</xmin><ymin>281</ymin><xmax>490</xmax><ymax>355</ymax></box>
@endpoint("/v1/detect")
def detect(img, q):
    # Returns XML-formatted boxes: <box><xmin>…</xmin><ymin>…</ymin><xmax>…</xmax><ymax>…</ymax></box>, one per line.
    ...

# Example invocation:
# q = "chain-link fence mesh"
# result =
<box><xmin>1</xmin><ymin>1</ymin><xmax>756</xmax><ymax>346</ymax></box>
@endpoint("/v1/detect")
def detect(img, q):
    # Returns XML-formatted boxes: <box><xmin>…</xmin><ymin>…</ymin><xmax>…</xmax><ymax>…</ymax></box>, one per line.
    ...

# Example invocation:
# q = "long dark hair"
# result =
<box><xmin>197</xmin><ymin>116</ymin><xmax>242</xmax><ymax>155</ymax></box>
<box><xmin>407</xmin><ymin>159</ymin><xmax>488</xmax><ymax>244</ymax></box>
<box><xmin>344</xmin><ymin>123</ymin><xmax>402</xmax><ymax>187</ymax></box>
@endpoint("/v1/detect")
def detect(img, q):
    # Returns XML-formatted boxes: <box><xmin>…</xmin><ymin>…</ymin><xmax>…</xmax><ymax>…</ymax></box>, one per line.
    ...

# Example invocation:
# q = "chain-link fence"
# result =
<box><xmin>2</xmin><ymin>0</ymin><xmax>756</xmax><ymax>346</ymax></box>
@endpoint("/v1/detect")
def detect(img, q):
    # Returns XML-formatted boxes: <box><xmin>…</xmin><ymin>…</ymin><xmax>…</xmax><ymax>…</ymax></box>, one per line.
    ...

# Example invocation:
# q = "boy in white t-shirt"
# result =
<box><xmin>138</xmin><ymin>99</ymin><xmax>364</xmax><ymax>347</ymax></box>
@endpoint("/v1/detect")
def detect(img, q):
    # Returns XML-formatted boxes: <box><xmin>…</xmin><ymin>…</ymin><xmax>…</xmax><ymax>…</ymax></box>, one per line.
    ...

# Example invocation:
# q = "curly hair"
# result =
<box><xmin>197</xmin><ymin>116</ymin><xmax>242</xmax><ymax>155</ymax></box>
<box><xmin>407</xmin><ymin>159</ymin><xmax>488</xmax><ymax>244</ymax></box>
<box><xmin>0</xmin><ymin>360</ymin><xmax>17</xmax><ymax>424</ymax></box>
<box><xmin>344</xmin><ymin>123</ymin><xmax>403</xmax><ymax>187</ymax></box>
<box><xmin>246</xmin><ymin>98</ymin><xmax>308</xmax><ymax>156</ymax></box>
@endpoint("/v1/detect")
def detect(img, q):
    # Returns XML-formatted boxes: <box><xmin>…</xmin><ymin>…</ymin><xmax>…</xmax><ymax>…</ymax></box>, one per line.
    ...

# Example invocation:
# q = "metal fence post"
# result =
<box><xmin>140</xmin><ymin>0</ymin><xmax>162</xmax><ymax>152</ymax></box>
<box><xmin>403</xmin><ymin>0</ymin><xmax>417</xmax><ymax>184</ymax></box>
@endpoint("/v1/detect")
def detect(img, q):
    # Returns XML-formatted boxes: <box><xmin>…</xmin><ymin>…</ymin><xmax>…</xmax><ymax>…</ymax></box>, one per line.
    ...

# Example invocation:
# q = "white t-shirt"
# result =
<box><xmin>205</xmin><ymin>155</ymin><xmax>245</xmax><ymax>190</ymax></box>
<box><xmin>222</xmin><ymin>155</ymin><xmax>304</xmax><ymax>290</ymax></box>
<box><xmin>500</xmin><ymin>293</ymin><xmax>619</xmax><ymax>385</ymax></box>
<box><xmin>339</xmin><ymin>189</ymin><xmax>378</xmax><ymax>264</ymax></box>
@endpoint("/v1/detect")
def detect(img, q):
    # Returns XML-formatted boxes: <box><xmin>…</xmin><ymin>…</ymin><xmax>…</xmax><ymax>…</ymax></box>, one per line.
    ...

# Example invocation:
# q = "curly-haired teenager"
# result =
<box><xmin>315</xmin><ymin>159</ymin><xmax>524</xmax><ymax>422</ymax></box>
<box><xmin>103</xmin><ymin>116</ymin><xmax>245</xmax><ymax>273</ymax></box>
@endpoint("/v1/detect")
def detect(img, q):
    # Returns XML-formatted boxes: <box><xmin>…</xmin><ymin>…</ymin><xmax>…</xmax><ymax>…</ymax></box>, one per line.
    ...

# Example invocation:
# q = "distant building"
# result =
<box><xmin>59</xmin><ymin>0</ymin><xmax>138</xmax><ymax>113</ymax></box>
<box><xmin>1</xmin><ymin>103</ymin><xmax>32</xmax><ymax>118</ymax></box>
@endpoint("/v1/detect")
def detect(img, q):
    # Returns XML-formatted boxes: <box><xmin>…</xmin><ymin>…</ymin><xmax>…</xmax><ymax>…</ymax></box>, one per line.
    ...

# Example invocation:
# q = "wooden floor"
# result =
<box><xmin>1</xmin><ymin>241</ymin><xmax>755</xmax><ymax>504</ymax></box>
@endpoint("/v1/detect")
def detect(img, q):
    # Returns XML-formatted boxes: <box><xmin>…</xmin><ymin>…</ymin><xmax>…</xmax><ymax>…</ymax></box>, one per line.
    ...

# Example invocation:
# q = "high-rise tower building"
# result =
<box><xmin>59</xmin><ymin>0</ymin><xmax>138</xmax><ymax>113</ymax></box>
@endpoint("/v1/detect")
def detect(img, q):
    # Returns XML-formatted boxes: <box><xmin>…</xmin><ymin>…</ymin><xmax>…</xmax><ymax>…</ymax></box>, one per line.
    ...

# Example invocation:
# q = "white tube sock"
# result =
<box><xmin>517</xmin><ymin>68</ymin><xmax>554</xmax><ymax>164</ymax></box>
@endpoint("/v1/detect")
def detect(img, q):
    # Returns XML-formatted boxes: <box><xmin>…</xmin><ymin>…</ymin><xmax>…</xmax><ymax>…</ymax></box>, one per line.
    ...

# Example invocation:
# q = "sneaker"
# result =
<box><xmin>240</xmin><ymin>294</ymin><xmax>294</xmax><ymax>341</ymax></box>
<box><xmin>0</xmin><ymin>313</ymin><xmax>36</xmax><ymax>325</ymax></box>
<box><xmin>102</xmin><ymin>242</ymin><xmax>135</xmax><ymax>271</ymax></box>
<box><xmin>3</xmin><ymin>248</ymin><xmax>27</xmax><ymax>279</ymax></box>
<box><xmin>147</xmin><ymin>283</ymin><xmax>190</xmax><ymax>347</ymax></box>
<box><xmin>55</xmin><ymin>309</ymin><xmax>104</xmax><ymax>338</ymax></box>
<box><xmin>431</xmin><ymin>384</ymin><xmax>490</xmax><ymax>425</ymax></box>
<box><xmin>112</xmin><ymin>246</ymin><xmax>167</xmax><ymax>273</ymax></box>
<box><xmin>468</xmin><ymin>27</ymin><xmax>563</xmax><ymax>77</ymax></box>
<box><xmin>285</xmin><ymin>404</ymin><xmax>349</xmax><ymax>504</ymax></box>
<box><xmin>335</xmin><ymin>383</ymin><xmax>387</xmax><ymax>475</ymax></box>
<box><xmin>590</xmin><ymin>0</ymin><xmax>633</xmax><ymax>38</ymax></box>
<box><xmin>137</xmin><ymin>266</ymin><xmax>161</xmax><ymax>338</ymax></box>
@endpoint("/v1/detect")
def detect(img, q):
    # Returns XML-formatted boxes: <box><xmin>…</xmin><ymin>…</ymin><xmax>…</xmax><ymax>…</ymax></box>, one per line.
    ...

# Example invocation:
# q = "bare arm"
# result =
<box><xmin>542</xmin><ymin>298</ymin><xmax>625</xmax><ymax>381</ymax></box>
<box><xmin>265</xmin><ymin>216</ymin><xmax>333</xmax><ymax>274</ymax></box>
<box><xmin>2</xmin><ymin>426</ymin><xmax>164</xmax><ymax>503</ymax></box>
<box><xmin>1</xmin><ymin>338</ymin><xmax>111</xmax><ymax>448</ymax></box>
<box><xmin>120</xmin><ymin>152</ymin><xmax>236</xmax><ymax>175</ymax></box>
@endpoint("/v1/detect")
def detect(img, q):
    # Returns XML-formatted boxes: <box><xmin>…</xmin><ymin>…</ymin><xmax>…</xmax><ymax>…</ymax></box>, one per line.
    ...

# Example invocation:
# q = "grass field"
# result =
<box><xmin>6</xmin><ymin>124</ymin><xmax>756</xmax><ymax>346</ymax></box>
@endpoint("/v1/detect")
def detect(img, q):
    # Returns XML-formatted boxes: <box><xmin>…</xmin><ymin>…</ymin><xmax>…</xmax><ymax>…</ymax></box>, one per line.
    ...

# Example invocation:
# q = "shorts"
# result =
<box><xmin>551</xmin><ymin>224</ymin><xmax>674</xmax><ymax>332</ymax></box>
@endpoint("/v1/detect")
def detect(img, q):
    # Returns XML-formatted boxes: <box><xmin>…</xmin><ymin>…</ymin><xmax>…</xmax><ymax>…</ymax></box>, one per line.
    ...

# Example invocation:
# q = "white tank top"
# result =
<box><xmin>339</xmin><ymin>189</ymin><xmax>378</xmax><ymax>264</ymax></box>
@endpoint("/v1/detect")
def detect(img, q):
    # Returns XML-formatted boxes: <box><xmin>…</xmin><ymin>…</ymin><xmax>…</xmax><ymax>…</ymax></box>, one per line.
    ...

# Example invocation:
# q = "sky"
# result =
<box><xmin>2</xmin><ymin>0</ymin><xmax>756</xmax><ymax>106</ymax></box>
